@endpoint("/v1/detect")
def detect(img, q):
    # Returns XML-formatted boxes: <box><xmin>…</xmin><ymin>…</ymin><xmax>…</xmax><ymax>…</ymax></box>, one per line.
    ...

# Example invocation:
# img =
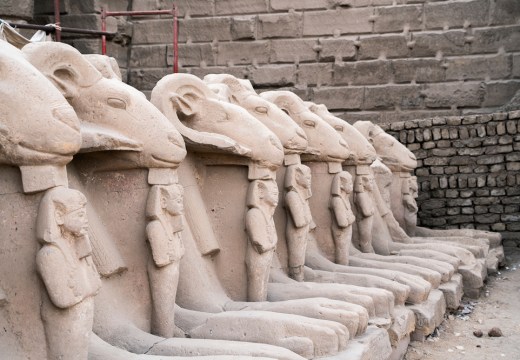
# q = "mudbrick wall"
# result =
<box><xmin>2</xmin><ymin>0</ymin><xmax>518</xmax><ymax>123</ymax></box>
<box><xmin>382</xmin><ymin>109</ymin><xmax>520</xmax><ymax>246</ymax></box>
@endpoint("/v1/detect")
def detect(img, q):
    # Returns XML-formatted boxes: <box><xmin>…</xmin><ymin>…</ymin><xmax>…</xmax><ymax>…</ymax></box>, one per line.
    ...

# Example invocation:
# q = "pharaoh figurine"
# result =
<box><xmin>145</xmin><ymin>184</ymin><xmax>185</xmax><ymax>338</ymax></box>
<box><xmin>35</xmin><ymin>187</ymin><xmax>101</xmax><ymax>360</ymax></box>
<box><xmin>245</xmin><ymin>179</ymin><xmax>279</xmax><ymax>302</ymax></box>
<box><xmin>402</xmin><ymin>176</ymin><xmax>419</xmax><ymax>235</ymax></box>
<box><xmin>330</xmin><ymin>171</ymin><xmax>356</xmax><ymax>266</ymax></box>
<box><xmin>284</xmin><ymin>164</ymin><xmax>314</xmax><ymax>281</ymax></box>
<box><xmin>353</xmin><ymin>174</ymin><xmax>375</xmax><ymax>253</ymax></box>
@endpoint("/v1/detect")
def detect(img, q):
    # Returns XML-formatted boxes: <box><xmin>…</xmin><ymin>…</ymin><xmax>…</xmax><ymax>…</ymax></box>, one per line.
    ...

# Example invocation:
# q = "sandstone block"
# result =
<box><xmin>425</xmin><ymin>0</ymin><xmax>488</xmax><ymax>30</ymax></box>
<box><xmin>490</xmin><ymin>0</ymin><xmax>520</xmax><ymax>26</ymax></box>
<box><xmin>129</xmin><ymin>68</ymin><xmax>170</xmax><ymax>90</ymax></box>
<box><xmin>472</xmin><ymin>26</ymin><xmax>520</xmax><ymax>54</ymax></box>
<box><xmin>298</xmin><ymin>63</ymin><xmax>333</xmax><ymax>86</ymax></box>
<box><xmin>319</xmin><ymin>37</ymin><xmax>357</xmax><ymax>61</ymax></box>
<box><xmin>392</xmin><ymin>59</ymin><xmax>445</xmax><ymax>84</ymax></box>
<box><xmin>168</xmin><ymin>43</ymin><xmax>215</xmax><ymax>67</ymax></box>
<box><xmin>130</xmin><ymin>45</ymin><xmax>167</xmax><ymax>68</ymax></box>
<box><xmin>421</xmin><ymin>82</ymin><xmax>485</xmax><ymax>108</ymax></box>
<box><xmin>446</xmin><ymin>54</ymin><xmax>512</xmax><ymax>81</ymax></box>
<box><xmin>250</xmin><ymin>65</ymin><xmax>296</xmax><ymax>86</ymax></box>
<box><xmin>302</xmin><ymin>8</ymin><xmax>373</xmax><ymax>36</ymax></box>
<box><xmin>133</xmin><ymin>0</ymin><xmax>213</xmax><ymax>17</ymax></box>
<box><xmin>258</xmin><ymin>12</ymin><xmax>302</xmax><ymax>39</ymax></box>
<box><xmin>513</xmin><ymin>54</ymin><xmax>520</xmax><ymax>78</ymax></box>
<box><xmin>358</xmin><ymin>35</ymin><xmax>409</xmax><ymax>60</ymax></box>
<box><xmin>311</xmin><ymin>86</ymin><xmax>364</xmax><ymax>110</ymax></box>
<box><xmin>270</xmin><ymin>39</ymin><xmax>317</xmax><ymax>63</ymax></box>
<box><xmin>215</xmin><ymin>0</ymin><xmax>268</xmax><ymax>15</ymax></box>
<box><xmin>231</xmin><ymin>16</ymin><xmax>257</xmax><ymax>40</ymax></box>
<box><xmin>411</xmin><ymin>30</ymin><xmax>467</xmax><ymax>57</ymax></box>
<box><xmin>374</xmin><ymin>5</ymin><xmax>422</xmax><ymax>33</ymax></box>
<box><xmin>334</xmin><ymin>60</ymin><xmax>390</xmax><ymax>86</ymax></box>
<box><xmin>181</xmin><ymin>17</ymin><xmax>232</xmax><ymax>42</ymax></box>
<box><xmin>364</xmin><ymin>84</ymin><xmax>422</xmax><ymax>110</ymax></box>
<box><xmin>270</xmin><ymin>0</ymin><xmax>329</xmax><ymax>11</ymax></box>
<box><xmin>133</xmin><ymin>19</ymin><xmax>176</xmax><ymax>45</ymax></box>
<box><xmin>482</xmin><ymin>81</ymin><xmax>520</xmax><ymax>107</ymax></box>
<box><xmin>217</xmin><ymin>41</ymin><xmax>269</xmax><ymax>65</ymax></box>
<box><xmin>1</xmin><ymin>0</ymin><xmax>33</xmax><ymax>18</ymax></box>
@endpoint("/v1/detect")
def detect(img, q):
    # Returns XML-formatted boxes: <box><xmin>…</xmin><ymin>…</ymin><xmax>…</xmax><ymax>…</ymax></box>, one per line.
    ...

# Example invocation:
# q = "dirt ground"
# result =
<box><xmin>405</xmin><ymin>246</ymin><xmax>520</xmax><ymax>360</ymax></box>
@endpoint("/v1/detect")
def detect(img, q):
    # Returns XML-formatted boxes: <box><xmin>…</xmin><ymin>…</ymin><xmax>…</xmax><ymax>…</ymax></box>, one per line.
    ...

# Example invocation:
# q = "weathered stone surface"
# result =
<box><xmin>250</xmin><ymin>65</ymin><xmax>297</xmax><ymax>86</ymax></box>
<box><xmin>258</xmin><ymin>12</ymin><xmax>302</xmax><ymax>39</ymax></box>
<box><xmin>217</xmin><ymin>41</ymin><xmax>270</xmax><ymax>65</ymax></box>
<box><xmin>374</xmin><ymin>5</ymin><xmax>423</xmax><ymax>33</ymax></box>
<box><xmin>358</xmin><ymin>35</ymin><xmax>409</xmax><ymax>60</ymax></box>
<box><xmin>335</xmin><ymin>60</ymin><xmax>390</xmax><ymax>86</ymax></box>
<box><xmin>319</xmin><ymin>37</ymin><xmax>357</xmax><ymax>61</ymax></box>
<box><xmin>270</xmin><ymin>39</ymin><xmax>318</xmax><ymax>63</ymax></box>
<box><xmin>215</xmin><ymin>0</ymin><xmax>268</xmax><ymax>15</ymax></box>
<box><xmin>425</xmin><ymin>0</ymin><xmax>488</xmax><ymax>30</ymax></box>
<box><xmin>302</xmin><ymin>8</ymin><xmax>373</xmax><ymax>36</ymax></box>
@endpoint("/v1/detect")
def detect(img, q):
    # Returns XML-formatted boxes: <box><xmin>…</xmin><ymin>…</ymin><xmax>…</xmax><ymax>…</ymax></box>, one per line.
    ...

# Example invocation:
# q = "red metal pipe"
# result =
<box><xmin>173</xmin><ymin>5</ymin><xmax>178</xmax><ymax>73</ymax></box>
<box><xmin>101</xmin><ymin>7</ymin><xmax>107</xmax><ymax>55</ymax></box>
<box><xmin>104</xmin><ymin>10</ymin><xmax>173</xmax><ymax>16</ymax></box>
<box><xmin>54</xmin><ymin>0</ymin><xmax>61</xmax><ymax>42</ymax></box>
<box><xmin>101</xmin><ymin>7</ymin><xmax>179</xmax><ymax>73</ymax></box>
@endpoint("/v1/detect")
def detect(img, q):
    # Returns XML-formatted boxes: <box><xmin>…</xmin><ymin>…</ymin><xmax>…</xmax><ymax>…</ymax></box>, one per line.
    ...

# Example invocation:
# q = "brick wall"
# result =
<box><xmin>382</xmin><ymin>110</ymin><xmax>520</xmax><ymax>247</ymax></box>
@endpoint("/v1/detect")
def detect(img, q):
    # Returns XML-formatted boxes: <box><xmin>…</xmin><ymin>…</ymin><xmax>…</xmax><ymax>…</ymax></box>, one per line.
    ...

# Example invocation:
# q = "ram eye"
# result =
<box><xmin>107</xmin><ymin>98</ymin><xmax>127</xmax><ymax>109</ymax></box>
<box><xmin>255</xmin><ymin>106</ymin><xmax>268</xmax><ymax>114</ymax></box>
<box><xmin>334</xmin><ymin>125</ymin><xmax>344</xmax><ymax>131</ymax></box>
<box><xmin>303</xmin><ymin>120</ymin><xmax>315</xmax><ymax>128</ymax></box>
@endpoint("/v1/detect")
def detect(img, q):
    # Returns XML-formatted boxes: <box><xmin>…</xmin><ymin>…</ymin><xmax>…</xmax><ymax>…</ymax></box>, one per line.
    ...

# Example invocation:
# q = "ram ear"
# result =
<box><xmin>22</xmin><ymin>42</ymin><xmax>101</xmax><ymax>100</ymax></box>
<box><xmin>170</xmin><ymin>92</ymin><xmax>198</xmax><ymax>117</ymax></box>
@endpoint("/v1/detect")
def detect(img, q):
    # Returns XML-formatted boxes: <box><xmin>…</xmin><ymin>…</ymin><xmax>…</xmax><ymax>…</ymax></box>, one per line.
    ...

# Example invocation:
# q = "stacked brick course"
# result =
<box><xmin>382</xmin><ymin>110</ymin><xmax>520</xmax><ymax>246</ymax></box>
<box><xmin>127</xmin><ymin>0</ymin><xmax>519</xmax><ymax>122</ymax></box>
<box><xmin>3</xmin><ymin>0</ymin><xmax>518</xmax><ymax>123</ymax></box>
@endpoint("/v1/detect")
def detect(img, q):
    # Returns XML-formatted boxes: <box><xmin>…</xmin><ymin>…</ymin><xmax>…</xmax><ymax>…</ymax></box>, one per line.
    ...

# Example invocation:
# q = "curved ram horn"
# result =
<box><xmin>22</xmin><ymin>42</ymin><xmax>101</xmax><ymax>100</ymax></box>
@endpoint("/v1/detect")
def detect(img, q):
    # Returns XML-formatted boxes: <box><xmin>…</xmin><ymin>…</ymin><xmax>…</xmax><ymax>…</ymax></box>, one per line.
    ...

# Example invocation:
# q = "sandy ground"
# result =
<box><xmin>405</xmin><ymin>247</ymin><xmax>520</xmax><ymax>360</ymax></box>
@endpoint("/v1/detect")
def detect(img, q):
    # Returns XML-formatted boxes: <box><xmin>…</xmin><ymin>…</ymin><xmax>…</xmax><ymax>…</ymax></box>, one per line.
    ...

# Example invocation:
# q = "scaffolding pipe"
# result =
<box><xmin>5</xmin><ymin>22</ymin><xmax>115</xmax><ymax>36</ymax></box>
<box><xmin>54</xmin><ymin>0</ymin><xmax>61</xmax><ymax>41</ymax></box>
<box><xmin>101</xmin><ymin>6</ymin><xmax>178</xmax><ymax>73</ymax></box>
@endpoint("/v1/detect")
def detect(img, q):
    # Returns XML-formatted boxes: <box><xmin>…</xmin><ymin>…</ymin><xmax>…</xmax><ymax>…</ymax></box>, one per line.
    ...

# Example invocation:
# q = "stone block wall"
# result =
<box><xmin>382</xmin><ymin>110</ymin><xmax>520</xmax><ymax>246</ymax></box>
<box><xmin>4</xmin><ymin>0</ymin><xmax>520</xmax><ymax>123</ymax></box>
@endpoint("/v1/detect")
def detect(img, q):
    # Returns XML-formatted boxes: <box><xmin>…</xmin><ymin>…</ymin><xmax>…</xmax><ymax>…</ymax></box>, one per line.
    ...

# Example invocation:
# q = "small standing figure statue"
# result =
<box><xmin>330</xmin><ymin>171</ymin><xmax>356</xmax><ymax>265</ymax></box>
<box><xmin>245</xmin><ymin>179</ymin><xmax>279</xmax><ymax>301</ymax></box>
<box><xmin>354</xmin><ymin>174</ymin><xmax>375</xmax><ymax>253</ymax></box>
<box><xmin>36</xmin><ymin>186</ymin><xmax>101</xmax><ymax>360</ymax></box>
<box><xmin>402</xmin><ymin>176</ymin><xmax>419</xmax><ymax>235</ymax></box>
<box><xmin>145</xmin><ymin>184</ymin><xmax>185</xmax><ymax>338</ymax></box>
<box><xmin>284</xmin><ymin>164</ymin><xmax>314</xmax><ymax>281</ymax></box>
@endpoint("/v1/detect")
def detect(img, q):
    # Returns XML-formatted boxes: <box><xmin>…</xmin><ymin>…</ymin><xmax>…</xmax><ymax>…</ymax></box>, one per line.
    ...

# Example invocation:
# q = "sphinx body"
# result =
<box><xmin>19</xmin><ymin>42</ymin><xmax>310</xmax><ymax>359</ymax></box>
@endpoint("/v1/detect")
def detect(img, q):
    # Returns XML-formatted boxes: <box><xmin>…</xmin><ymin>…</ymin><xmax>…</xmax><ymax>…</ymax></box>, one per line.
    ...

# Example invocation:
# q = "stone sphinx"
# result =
<box><xmin>354</xmin><ymin>121</ymin><xmax>488</xmax><ymax>296</ymax></box>
<box><xmin>0</xmin><ymin>40</ymin><xmax>93</xmax><ymax>359</ymax></box>
<box><xmin>20</xmin><ymin>42</ymin><xmax>304</xmax><ymax>359</ymax></box>
<box><xmin>151</xmin><ymin>73</ymin><xmax>366</xmax><ymax>358</ymax></box>
<box><xmin>203</xmin><ymin>77</ymin><xmax>396</xmax><ymax>326</ymax></box>
<box><xmin>0</xmin><ymin>40</ymin><xmax>81</xmax><ymax>193</ymax></box>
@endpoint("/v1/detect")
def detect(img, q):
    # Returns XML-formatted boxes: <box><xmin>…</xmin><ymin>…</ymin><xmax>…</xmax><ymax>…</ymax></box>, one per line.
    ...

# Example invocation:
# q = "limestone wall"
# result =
<box><xmin>382</xmin><ymin>110</ymin><xmax>520</xmax><ymax>246</ymax></box>
<box><xmin>4</xmin><ymin>0</ymin><xmax>518</xmax><ymax>123</ymax></box>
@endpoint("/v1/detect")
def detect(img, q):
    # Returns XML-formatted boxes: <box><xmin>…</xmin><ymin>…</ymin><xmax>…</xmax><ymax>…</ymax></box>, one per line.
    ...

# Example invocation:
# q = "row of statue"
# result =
<box><xmin>0</xmin><ymin>38</ymin><xmax>505</xmax><ymax>360</ymax></box>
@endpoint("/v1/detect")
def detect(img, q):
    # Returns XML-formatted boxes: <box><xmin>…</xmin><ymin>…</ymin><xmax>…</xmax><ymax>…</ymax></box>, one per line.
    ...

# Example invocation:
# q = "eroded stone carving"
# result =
<box><xmin>245</xmin><ymin>179</ymin><xmax>279</xmax><ymax>301</ymax></box>
<box><xmin>0</xmin><ymin>40</ymin><xmax>81</xmax><ymax>193</ymax></box>
<box><xmin>146</xmin><ymin>184</ymin><xmax>185</xmax><ymax>338</ymax></box>
<box><xmin>354</xmin><ymin>172</ymin><xmax>376</xmax><ymax>253</ymax></box>
<box><xmin>330</xmin><ymin>171</ymin><xmax>356</xmax><ymax>265</ymax></box>
<box><xmin>36</xmin><ymin>186</ymin><xmax>101</xmax><ymax>359</ymax></box>
<box><xmin>284</xmin><ymin>164</ymin><xmax>314</xmax><ymax>281</ymax></box>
